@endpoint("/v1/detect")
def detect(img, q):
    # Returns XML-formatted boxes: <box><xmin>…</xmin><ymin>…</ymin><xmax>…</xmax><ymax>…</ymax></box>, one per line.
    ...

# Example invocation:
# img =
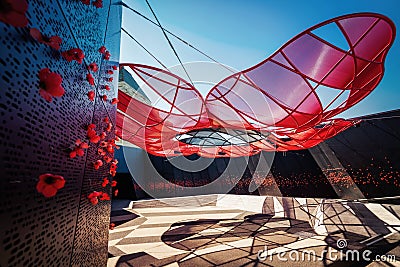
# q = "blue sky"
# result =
<box><xmin>120</xmin><ymin>0</ymin><xmax>400</xmax><ymax>118</ymax></box>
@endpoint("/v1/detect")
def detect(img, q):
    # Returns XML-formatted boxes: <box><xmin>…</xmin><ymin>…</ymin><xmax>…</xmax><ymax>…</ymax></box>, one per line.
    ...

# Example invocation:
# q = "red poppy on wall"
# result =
<box><xmin>30</xmin><ymin>28</ymin><xmax>62</xmax><ymax>50</ymax></box>
<box><xmin>103</xmin><ymin>117</ymin><xmax>109</xmax><ymax>123</ymax></box>
<box><xmin>111</xmin><ymin>180</ymin><xmax>117</xmax><ymax>187</ymax></box>
<box><xmin>112</xmin><ymin>65</ymin><xmax>118</xmax><ymax>70</ymax></box>
<box><xmin>0</xmin><ymin>0</ymin><xmax>28</xmax><ymax>27</ymax></box>
<box><xmin>102</xmin><ymin>95</ymin><xmax>107</xmax><ymax>101</ymax></box>
<box><xmin>86</xmin><ymin>73</ymin><xmax>95</xmax><ymax>85</ymax></box>
<box><xmin>111</xmin><ymin>98</ymin><xmax>119</xmax><ymax>105</ymax></box>
<box><xmin>81</xmin><ymin>0</ymin><xmax>90</xmax><ymax>5</ymax></box>
<box><xmin>106</xmin><ymin>122</ymin><xmax>112</xmax><ymax>132</ymax></box>
<box><xmin>89</xmin><ymin>133</ymin><xmax>100</xmax><ymax>143</ymax></box>
<box><xmin>93</xmin><ymin>0</ymin><xmax>103</xmax><ymax>8</ymax></box>
<box><xmin>114</xmin><ymin>189</ymin><xmax>118</xmax><ymax>197</ymax></box>
<box><xmin>98</xmin><ymin>46</ymin><xmax>106</xmax><ymax>54</ymax></box>
<box><xmin>103</xmin><ymin>155</ymin><xmax>112</xmax><ymax>163</ymax></box>
<box><xmin>88</xmin><ymin>191</ymin><xmax>101</xmax><ymax>205</ymax></box>
<box><xmin>107</xmin><ymin>70</ymin><xmax>113</xmax><ymax>75</ymax></box>
<box><xmin>87</xmin><ymin>90</ymin><xmax>95</xmax><ymax>101</ymax></box>
<box><xmin>87</xmin><ymin>62</ymin><xmax>99</xmax><ymax>72</ymax></box>
<box><xmin>109</xmin><ymin>223</ymin><xmax>115</xmax><ymax>230</ymax></box>
<box><xmin>104</xmin><ymin>51</ymin><xmax>111</xmax><ymax>60</ymax></box>
<box><xmin>93</xmin><ymin>159</ymin><xmax>103</xmax><ymax>170</ymax></box>
<box><xmin>38</xmin><ymin>68</ymin><xmax>65</xmax><ymax>102</ymax></box>
<box><xmin>98</xmin><ymin>147</ymin><xmax>105</xmax><ymax>156</ymax></box>
<box><xmin>87</xmin><ymin>124</ymin><xmax>101</xmax><ymax>143</ymax></box>
<box><xmin>62</xmin><ymin>48</ymin><xmax>85</xmax><ymax>64</ymax></box>
<box><xmin>104</xmin><ymin>85</ymin><xmax>110</xmax><ymax>91</ymax></box>
<box><xmin>99</xmin><ymin>192</ymin><xmax>110</xmax><ymax>201</ymax></box>
<box><xmin>69</xmin><ymin>139</ymin><xmax>89</xmax><ymax>158</ymax></box>
<box><xmin>101</xmin><ymin>177</ymin><xmax>109</xmax><ymax>187</ymax></box>
<box><xmin>107</xmin><ymin>77</ymin><xmax>113</xmax><ymax>82</ymax></box>
<box><xmin>36</xmin><ymin>173</ymin><xmax>65</xmax><ymax>198</ymax></box>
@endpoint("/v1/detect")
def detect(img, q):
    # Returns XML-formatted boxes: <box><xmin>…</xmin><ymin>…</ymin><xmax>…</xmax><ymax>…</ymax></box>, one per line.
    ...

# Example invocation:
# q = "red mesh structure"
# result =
<box><xmin>117</xmin><ymin>13</ymin><xmax>395</xmax><ymax>157</ymax></box>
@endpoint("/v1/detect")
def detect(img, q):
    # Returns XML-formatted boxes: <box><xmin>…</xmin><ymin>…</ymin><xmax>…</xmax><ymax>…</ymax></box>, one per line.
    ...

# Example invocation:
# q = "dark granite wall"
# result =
<box><xmin>0</xmin><ymin>1</ymin><xmax>121</xmax><ymax>266</ymax></box>
<box><xmin>114</xmin><ymin>110</ymin><xmax>400</xmax><ymax>200</ymax></box>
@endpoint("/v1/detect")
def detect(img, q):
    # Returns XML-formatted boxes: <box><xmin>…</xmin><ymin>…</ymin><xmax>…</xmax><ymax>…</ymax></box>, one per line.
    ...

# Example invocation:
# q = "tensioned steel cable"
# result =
<box><xmin>119</xmin><ymin>1</ymin><xmax>236</xmax><ymax>74</ymax></box>
<box><xmin>144</xmin><ymin>0</ymin><xmax>195</xmax><ymax>86</ymax></box>
<box><xmin>121</xmin><ymin>28</ymin><xmax>169</xmax><ymax>70</ymax></box>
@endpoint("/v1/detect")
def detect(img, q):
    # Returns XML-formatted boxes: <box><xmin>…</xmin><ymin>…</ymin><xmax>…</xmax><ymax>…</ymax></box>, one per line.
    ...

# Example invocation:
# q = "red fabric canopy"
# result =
<box><xmin>116</xmin><ymin>13</ymin><xmax>395</xmax><ymax>157</ymax></box>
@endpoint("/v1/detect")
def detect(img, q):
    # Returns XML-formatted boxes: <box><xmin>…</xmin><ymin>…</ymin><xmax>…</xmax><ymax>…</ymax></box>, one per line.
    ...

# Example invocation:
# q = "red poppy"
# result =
<box><xmin>88</xmin><ymin>124</ymin><xmax>97</xmax><ymax>131</ymax></box>
<box><xmin>36</xmin><ymin>173</ymin><xmax>65</xmax><ymax>198</ymax></box>
<box><xmin>111</xmin><ymin>98</ymin><xmax>119</xmax><ymax>105</ymax></box>
<box><xmin>87</xmin><ymin>126</ymin><xmax>100</xmax><ymax>143</ymax></box>
<box><xmin>109</xmin><ymin>223</ymin><xmax>115</xmax><ymax>230</ymax></box>
<box><xmin>108</xmin><ymin>77</ymin><xmax>113</xmax><ymax>82</ymax></box>
<box><xmin>110</xmin><ymin>163</ymin><xmax>117</xmax><ymax>172</ymax></box>
<box><xmin>99</xmin><ymin>141</ymin><xmax>107</xmax><ymax>147</ymax></box>
<box><xmin>99</xmin><ymin>192</ymin><xmax>110</xmax><ymax>200</ymax></box>
<box><xmin>114</xmin><ymin>189</ymin><xmax>118</xmax><ymax>197</ymax></box>
<box><xmin>90</xmin><ymin>134</ymin><xmax>100</xmax><ymax>144</ymax></box>
<box><xmin>69</xmin><ymin>150</ymin><xmax>77</xmax><ymax>159</ymax></box>
<box><xmin>87</xmin><ymin>73</ymin><xmax>95</xmax><ymax>85</ymax></box>
<box><xmin>80</xmin><ymin>142</ymin><xmax>89</xmax><ymax>149</ymax></box>
<box><xmin>110</xmin><ymin>170</ymin><xmax>116</xmax><ymax>177</ymax></box>
<box><xmin>62</xmin><ymin>48</ymin><xmax>85</xmax><ymax>64</ymax></box>
<box><xmin>0</xmin><ymin>0</ymin><xmax>28</xmax><ymax>27</ymax></box>
<box><xmin>70</xmin><ymin>139</ymin><xmax>89</xmax><ymax>158</ymax></box>
<box><xmin>112</xmin><ymin>65</ymin><xmax>118</xmax><ymax>70</ymax></box>
<box><xmin>106</xmin><ymin>144</ymin><xmax>114</xmax><ymax>153</ymax></box>
<box><xmin>104</xmin><ymin>85</ymin><xmax>110</xmax><ymax>91</ymax></box>
<box><xmin>102</xmin><ymin>95</ymin><xmax>107</xmax><ymax>101</ymax></box>
<box><xmin>38</xmin><ymin>68</ymin><xmax>65</xmax><ymax>102</ymax></box>
<box><xmin>76</xmin><ymin>148</ymin><xmax>85</xmax><ymax>157</ymax></box>
<box><xmin>88</xmin><ymin>62</ymin><xmax>98</xmax><ymax>72</ymax></box>
<box><xmin>93</xmin><ymin>0</ymin><xmax>103</xmax><ymax>8</ymax></box>
<box><xmin>93</xmin><ymin>159</ymin><xmax>103</xmax><ymax>170</ymax></box>
<box><xmin>111</xmin><ymin>180</ymin><xmax>117</xmax><ymax>187</ymax></box>
<box><xmin>98</xmin><ymin>46</ymin><xmax>106</xmax><ymax>54</ymax></box>
<box><xmin>30</xmin><ymin>28</ymin><xmax>62</xmax><ymax>50</ymax></box>
<box><xmin>81</xmin><ymin>0</ymin><xmax>90</xmax><ymax>5</ymax></box>
<box><xmin>89</xmin><ymin>197</ymin><xmax>98</xmax><ymax>205</ymax></box>
<box><xmin>103</xmin><ymin>155</ymin><xmax>112</xmax><ymax>163</ymax></box>
<box><xmin>100</xmin><ymin>131</ymin><xmax>107</xmax><ymax>140</ymax></box>
<box><xmin>102</xmin><ymin>177</ymin><xmax>109</xmax><ymax>187</ymax></box>
<box><xmin>98</xmin><ymin>148</ymin><xmax>105</xmax><ymax>156</ymax></box>
<box><xmin>106</xmin><ymin>122</ymin><xmax>112</xmax><ymax>132</ymax></box>
<box><xmin>87</xmin><ymin>90</ymin><xmax>95</xmax><ymax>101</ymax></box>
<box><xmin>107</xmin><ymin>70</ymin><xmax>113</xmax><ymax>75</ymax></box>
<box><xmin>103</xmin><ymin>117</ymin><xmax>109</xmax><ymax>123</ymax></box>
<box><xmin>88</xmin><ymin>191</ymin><xmax>101</xmax><ymax>205</ymax></box>
<box><xmin>104</xmin><ymin>51</ymin><xmax>111</xmax><ymax>60</ymax></box>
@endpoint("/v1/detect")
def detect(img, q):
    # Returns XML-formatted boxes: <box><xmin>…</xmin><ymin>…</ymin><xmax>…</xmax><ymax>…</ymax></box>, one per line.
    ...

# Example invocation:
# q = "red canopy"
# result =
<box><xmin>117</xmin><ymin>13</ymin><xmax>395</xmax><ymax>157</ymax></box>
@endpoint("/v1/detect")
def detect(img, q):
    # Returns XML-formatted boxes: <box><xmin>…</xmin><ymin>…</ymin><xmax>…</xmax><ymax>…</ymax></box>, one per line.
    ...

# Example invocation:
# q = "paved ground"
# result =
<box><xmin>107</xmin><ymin>195</ymin><xmax>400</xmax><ymax>267</ymax></box>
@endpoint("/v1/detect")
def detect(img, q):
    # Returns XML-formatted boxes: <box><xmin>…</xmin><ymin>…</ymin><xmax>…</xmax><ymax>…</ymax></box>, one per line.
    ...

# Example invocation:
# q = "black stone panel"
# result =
<box><xmin>326</xmin><ymin>109</ymin><xmax>400</xmax><ymax>198</ymax></box>
<box><xmin>0</xmin><ymin>0</ymin><xmax>121</xmax><ymax>266</ymax></box>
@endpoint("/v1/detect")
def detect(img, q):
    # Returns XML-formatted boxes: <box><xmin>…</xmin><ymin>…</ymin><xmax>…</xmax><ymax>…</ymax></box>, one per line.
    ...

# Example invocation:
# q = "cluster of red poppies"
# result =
<box><xmin>0</xmin><ymin>0</ymin><xmax>121</xmax><ymax>199</ymax></box>
<box><xmin>87</xmin><ymin>191</ymin><xmax>110</xmax><ymax>205</ymax></box>
<box><xmin>86</xmin><ymin>46</ymin><xmax>118</xmax><ymax>105</ymax></box>
<box><xmin>81</xmin><ymin>0</ymin><xmax>103</xmax><ymax>8</ymax></box>
<box><xmin>86</xmin><ymin>117</ymin><xmax>120</xmax><ymax>204</ymax></box>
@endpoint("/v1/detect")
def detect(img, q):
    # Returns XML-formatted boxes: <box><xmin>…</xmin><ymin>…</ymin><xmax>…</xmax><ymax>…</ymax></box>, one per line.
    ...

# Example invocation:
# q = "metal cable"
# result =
<box><xmin>121</xmin><ymin>28</ymin><xmax>169</xmax><ymax>70</ymax></box>
<box><xmin>144</xmin><ymin>0</ymin><xmax>194</xmax><ymax>86</ymax></box>
<box><xmin>119</xmin><ymin>1</ymin><xmax>236</xmax><ymax>74</ymax></box>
